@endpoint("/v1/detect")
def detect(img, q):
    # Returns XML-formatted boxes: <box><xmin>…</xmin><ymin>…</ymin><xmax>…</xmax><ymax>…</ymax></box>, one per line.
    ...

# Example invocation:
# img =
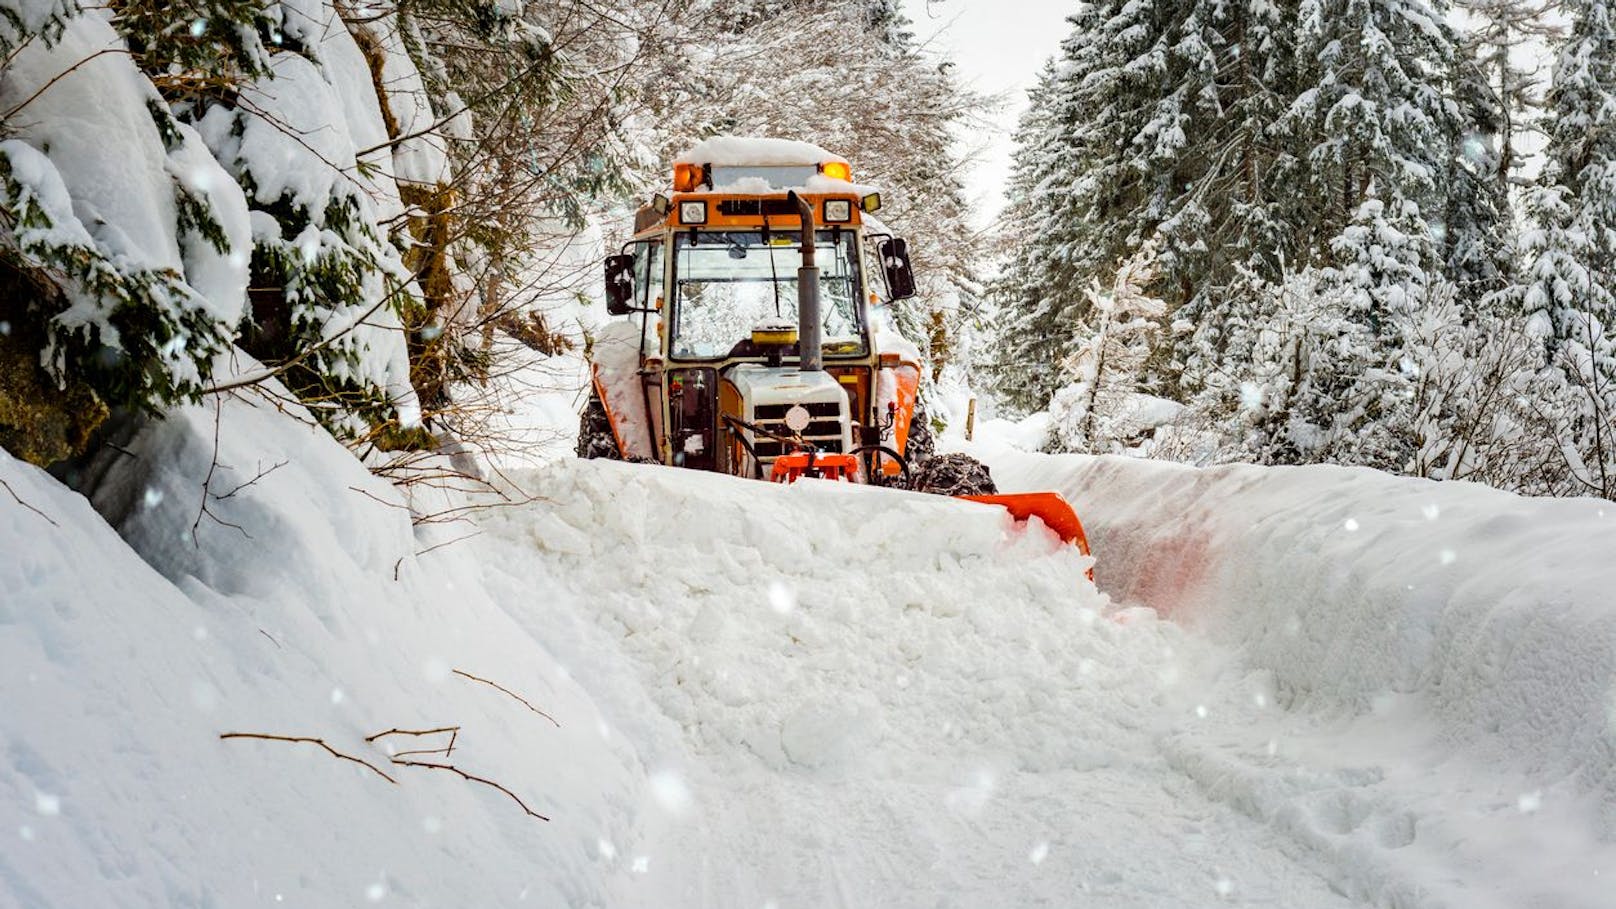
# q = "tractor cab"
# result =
<box><xmin>589</xmin><ymin>137</ymin><xmax>925</xmax><ymax>483</ymax></box>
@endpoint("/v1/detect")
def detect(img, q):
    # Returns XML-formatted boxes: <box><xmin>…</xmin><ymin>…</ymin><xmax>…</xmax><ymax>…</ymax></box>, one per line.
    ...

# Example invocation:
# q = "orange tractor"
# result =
<box><xmin>578</xmin><ymin>137</ymin><xmax>1089</xmax><ymax>554</ymax></box>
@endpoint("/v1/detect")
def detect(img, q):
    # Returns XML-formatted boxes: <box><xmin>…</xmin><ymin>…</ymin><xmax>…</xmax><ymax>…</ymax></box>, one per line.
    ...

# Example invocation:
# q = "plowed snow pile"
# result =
<box><xmin>480</xmin><ymin>461</ymin><xmax>1357</xmax><ymax>907</ymax></box>
<box><xmin>969</xmin><ymin>432</ymin><xmax>1616</xmax><ymax>908</ymax></box>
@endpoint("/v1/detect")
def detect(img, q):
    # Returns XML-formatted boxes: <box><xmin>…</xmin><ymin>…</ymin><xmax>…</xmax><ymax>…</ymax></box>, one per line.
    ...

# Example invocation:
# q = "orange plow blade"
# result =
<box><xmin>960</xmin><ymin>491</ymin><xmax>1092</xmax><ymax>560</ymax></box>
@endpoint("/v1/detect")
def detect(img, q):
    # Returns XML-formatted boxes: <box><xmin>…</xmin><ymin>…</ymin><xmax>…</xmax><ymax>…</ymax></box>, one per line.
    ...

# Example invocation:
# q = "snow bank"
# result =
<box><xmin>978</xmin><ymin>443</ymin><xmax>1616</xmax><ymax>828</ymax></box>
<box><xmin>0</xmin><ymin>382</ymin><xmax>647</xmax><ymax>905</ymax></box>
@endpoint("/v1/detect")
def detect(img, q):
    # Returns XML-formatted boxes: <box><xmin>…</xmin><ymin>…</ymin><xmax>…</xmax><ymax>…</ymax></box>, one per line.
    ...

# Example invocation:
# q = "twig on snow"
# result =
<box><xmin>219</xmin><ymin>732</ymin><xmax>398</xmax><ymax>784</ymax></box>
<box><xmin>453</xmin><ymin>669</ymin><xmax>560</xmax><ymax>728</ymax></box>
<box><xmin>365</xmin><ymin>726</ymin><xmax>461</xmax><ymax>757</ymax></box>
<box><xmin>389</xmin><ymin>758</ymin><xmax>549</xmax><ymax>821</ymax></box>
<box><xmin>1</xmin><ymin>478</ymin><xmax>58</xmax><ymax>527</ymax></box>
<box><xmin>212</xmin><ymin>460</ymin><xmax>289</xmax><ymax>500</ymax></box>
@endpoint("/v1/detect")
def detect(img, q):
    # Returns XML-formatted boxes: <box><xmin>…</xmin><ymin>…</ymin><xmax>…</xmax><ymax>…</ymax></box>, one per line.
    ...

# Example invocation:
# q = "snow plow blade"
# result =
<box><xmin>959</xmin><ymin>492</ymin><xmax>1091</xmax><ymax>556</ymax></box>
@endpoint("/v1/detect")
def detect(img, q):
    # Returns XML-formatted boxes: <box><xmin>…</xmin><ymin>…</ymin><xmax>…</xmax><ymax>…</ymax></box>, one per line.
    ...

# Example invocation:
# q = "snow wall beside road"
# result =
<box><xmin>978</xmin><ymin>443</ymin><xmax>1616</xmax><ymax>829</ymax></box>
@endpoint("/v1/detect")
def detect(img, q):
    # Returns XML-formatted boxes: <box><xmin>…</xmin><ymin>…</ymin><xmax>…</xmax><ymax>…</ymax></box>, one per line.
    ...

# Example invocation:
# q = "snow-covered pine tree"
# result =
<box><xmin>107</xmin><ymin>0</ymin><xmax>424</xmax><ymax>443</ymax></box>
<box><xmin>1441</xmin><ymin>49</ymin><xmax>1515</xmax><ymax>311</ymax></box>
<box><xmin>995</xmin><ymin>0</ymin><xmax>1297</xmax><ymax>414</ymax></box>
<box><xmin>988</xmin><ymin>1</ymin><xmax>1159</xmax><ymax>412</ymax></box>
<box><xmin>1158</xmin><ymin>0</ymin><xmax>1296</xmax><ymax>404</ymax></box>
<box><xmin>1520</xmin><ymin>0</ymin><xmax>1616</xmax><ymax>498</ymax></box>
<box><xmin>1451</xmin><ymin>0</ymin><xmax>1561</xmax><ymax>198</ymax></box>
<box><xmin>987</xmin><ymin>62</ymin><xmax>1065</xmax><ymax>413</ymax></box>
<box><xmin>1262</xmin><ymin>0</ymin><xmax>1463</xmax><ymax>469</ymax></box>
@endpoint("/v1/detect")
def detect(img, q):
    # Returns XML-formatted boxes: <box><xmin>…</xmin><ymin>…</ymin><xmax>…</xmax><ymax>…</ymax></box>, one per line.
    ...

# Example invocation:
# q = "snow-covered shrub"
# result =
<box><xmin>1046</xmin><ymin>243</ymin><xmax>1175</xmax><ymax>454</ymax></box>
<box><xmin>1404</xmin><ymin>283</ymin><xmax>1569</xmax><ymax>494</ymax></box>
<box><xmin>0</xmin><ymin>3</ymin><xmax>249</xmax><ymax>459</ymax></box>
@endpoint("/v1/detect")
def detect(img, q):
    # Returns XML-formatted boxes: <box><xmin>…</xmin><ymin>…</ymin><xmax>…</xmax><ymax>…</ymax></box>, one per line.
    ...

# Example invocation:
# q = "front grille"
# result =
<box><xmin>749</xmin><ymin>401</ymin><xmax>844</xmax><ymax>458</ymax></box>
<box><xmin>755</xmin><ymin>402</ymin><xmax>841</xmax><ymax>422</ymax></box>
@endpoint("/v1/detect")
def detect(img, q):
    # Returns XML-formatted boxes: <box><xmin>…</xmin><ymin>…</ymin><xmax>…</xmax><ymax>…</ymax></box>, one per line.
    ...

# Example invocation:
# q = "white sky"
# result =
<box><xmin>900</xmin><ymin>0</ymin><xmax>1078</xmax><ymax>225</ymax></box>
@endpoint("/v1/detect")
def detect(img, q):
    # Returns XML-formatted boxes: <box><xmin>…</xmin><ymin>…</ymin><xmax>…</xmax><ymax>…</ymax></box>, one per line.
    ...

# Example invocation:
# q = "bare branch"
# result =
<box><xmin>1</xmin><ymin>477</ymin><xmax>58</xmax><ymax>527</ymax></box>
<box><xmin>390</xmin><ymin>758</ymin><xmax>549</xmax><ymax>821</ymax></box>
<box><xmin>220</xmin><ymin>732</ymin><xmax>398</xmax><ymax>784</ymax></box>
<box><xmin>453</xmin><ymin>669</ymin><xmax>560</xmax><ymax>728</ymax></box>
<box><xmin>212</xmin><ymin>460</ymin><xmax>289</xmax><ymax>500</ymax></box>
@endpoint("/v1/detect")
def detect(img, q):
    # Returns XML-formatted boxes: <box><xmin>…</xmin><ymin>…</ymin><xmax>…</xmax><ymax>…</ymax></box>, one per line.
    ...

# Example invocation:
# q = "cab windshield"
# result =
<box><xmin>670</xmin><ymin>229</ymin><xmax>865</xmax><ymax>360</ymax></box>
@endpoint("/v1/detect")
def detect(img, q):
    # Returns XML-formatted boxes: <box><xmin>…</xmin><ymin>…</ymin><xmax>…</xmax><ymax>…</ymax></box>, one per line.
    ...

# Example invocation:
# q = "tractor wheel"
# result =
<box><xmin>909</xmin><ymin>452</ymin><xmax>998</xmax><ymax>497</ymax></box>
<box><xmin>576</xmin><ymin>391</ymin><xmax>622</xmax><ymax>460</ymax></box>
<box><xmin>905</xmin><ymin>401</ymin><xmax>937</xmax><ymax>465</ymax></box>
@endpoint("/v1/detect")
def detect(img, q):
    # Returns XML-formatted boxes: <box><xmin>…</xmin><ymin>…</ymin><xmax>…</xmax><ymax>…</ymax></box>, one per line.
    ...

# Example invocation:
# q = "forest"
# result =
<box><xmin>0</xmin><ymin>0</ymin><xmax>1608</xmax><ymax>502</ymax></box>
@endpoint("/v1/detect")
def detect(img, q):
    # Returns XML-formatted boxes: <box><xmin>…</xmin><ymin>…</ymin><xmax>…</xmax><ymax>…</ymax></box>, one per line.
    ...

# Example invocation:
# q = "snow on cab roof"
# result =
<box><xmin>676</xmin><ymin>135</ymin><xmax>848</xmax><ymax>167</ymax></box>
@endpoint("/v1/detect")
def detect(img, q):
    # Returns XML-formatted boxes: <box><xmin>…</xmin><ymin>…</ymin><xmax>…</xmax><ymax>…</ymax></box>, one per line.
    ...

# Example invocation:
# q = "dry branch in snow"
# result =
<box><xmin>453</xmin><ymin>668</ymin><xmax>560</xmax><ymax>727</ymax></box>
<box><xmin>219</xmin><ymin>732</ymin><xmax>399</xmax><ymax>784</ymax></box>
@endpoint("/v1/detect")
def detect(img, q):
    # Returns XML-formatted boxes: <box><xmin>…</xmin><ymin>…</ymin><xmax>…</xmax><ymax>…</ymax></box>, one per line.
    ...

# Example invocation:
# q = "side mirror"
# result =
<box><xmin>604</xmin><ymin>254</ymin><xmax>636</xmax><ymax>315</ymax></box>
<box><xmin>878</xmin><ymin>238</ymin><xmax>916</xmax><ymax>301</ymax></box>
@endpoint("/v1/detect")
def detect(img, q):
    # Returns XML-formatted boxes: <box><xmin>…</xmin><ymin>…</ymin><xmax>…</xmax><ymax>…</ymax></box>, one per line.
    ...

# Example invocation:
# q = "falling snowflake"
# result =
<box><xmin>649</xmin><ymin>770</ymin><xmax>693</xmax><ymax>814</ymax></box>
<box><xmin>1238</xmin><ymin>382</ymin><xmax>1264</xmax><ymax>411</ymax></box>
<box><xmin>767</xmin><ymin>580</ymin><xmax>796</xmax><ymax>615</ymax></box>
<box><xmin>34</xmin><ymin>793</ymin><xmax>59</xmax><ymax>817</ymax></box>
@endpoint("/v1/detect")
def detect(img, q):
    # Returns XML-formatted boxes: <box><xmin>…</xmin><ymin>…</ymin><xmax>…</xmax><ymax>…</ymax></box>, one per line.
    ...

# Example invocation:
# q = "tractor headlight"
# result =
<box><xmin>823</xmin><ymin>199</ymin><xmax>852</xmax><ymax>223</ymax></box>
<box><xmin>679</xmin><ymin>200</ymin><xmax>708</xmax><ymax>225</ymax></box>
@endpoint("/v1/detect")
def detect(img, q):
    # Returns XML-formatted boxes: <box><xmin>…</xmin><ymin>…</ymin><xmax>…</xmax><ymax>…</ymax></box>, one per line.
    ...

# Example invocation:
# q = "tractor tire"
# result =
<box><xmin>909</xmin><ymin>452</ymin><xmax>998</xmax><ymax>497</ymax></box>
<box><xmin>906</xmin><ymin>401</ymin><xmax>937</xmax><ymax>465</ymax></box>
<box><xmin>576</xmin><ymin>391</ymin><xmax>622</xmax><ymax>460</ymax></box>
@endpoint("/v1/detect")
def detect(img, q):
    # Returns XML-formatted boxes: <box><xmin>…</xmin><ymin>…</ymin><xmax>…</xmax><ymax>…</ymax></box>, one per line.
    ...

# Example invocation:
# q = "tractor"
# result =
<box><xmin>576</xmin><ymin>137</ymin><xmax>1089</xmax><ymax>552</ymax></box>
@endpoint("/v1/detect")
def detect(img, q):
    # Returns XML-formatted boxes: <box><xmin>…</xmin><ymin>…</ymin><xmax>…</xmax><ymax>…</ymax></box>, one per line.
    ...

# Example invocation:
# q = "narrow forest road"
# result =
<box><xmin>475</xmin><ymin>460</ymin><xmax>1396</xmax><ymax>908</ymax></box>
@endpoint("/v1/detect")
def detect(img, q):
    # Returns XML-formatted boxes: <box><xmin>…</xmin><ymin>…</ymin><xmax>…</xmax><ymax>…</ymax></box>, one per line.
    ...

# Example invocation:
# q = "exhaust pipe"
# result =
<box><xmin>787</xmin><ymin>190</ymin><xmax>821</xmax><ymax>372</ymax></box>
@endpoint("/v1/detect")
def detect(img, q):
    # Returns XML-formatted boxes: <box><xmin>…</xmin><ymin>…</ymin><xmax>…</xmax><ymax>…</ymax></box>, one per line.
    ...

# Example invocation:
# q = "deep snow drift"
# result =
<box><xmin>0</xmin><ymin>388</ymin><xmax>646</xmax><ymax>907</ymax></box>
<box><xmin>973</xmin><ymin>429</ymin><xmax>1616</xmax><ymax>907</ymax></box>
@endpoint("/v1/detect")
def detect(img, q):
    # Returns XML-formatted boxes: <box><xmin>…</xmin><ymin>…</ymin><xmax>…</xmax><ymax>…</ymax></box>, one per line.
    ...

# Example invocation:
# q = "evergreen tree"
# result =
<box><xmin>989</xmin><ymin>2</ymin><xmax>1159</xmax><ymax>410</ymax></box>
<box><xmin>987</xmin><ymin>62</ymin><xmax>1065</xmax><ymax>412</ymax></box>
<box><xmin>1520</xmin><ymin>0</ymin><xmax>1616</xmax><ymax>497</ymax></box>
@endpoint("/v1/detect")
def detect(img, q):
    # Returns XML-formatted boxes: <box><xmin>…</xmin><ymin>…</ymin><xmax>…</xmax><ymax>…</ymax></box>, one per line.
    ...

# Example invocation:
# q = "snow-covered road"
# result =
<box><xmin>477</xmin><ymin>461</ymin><xmax>1368</xmax><ymax>907</ymax></box>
